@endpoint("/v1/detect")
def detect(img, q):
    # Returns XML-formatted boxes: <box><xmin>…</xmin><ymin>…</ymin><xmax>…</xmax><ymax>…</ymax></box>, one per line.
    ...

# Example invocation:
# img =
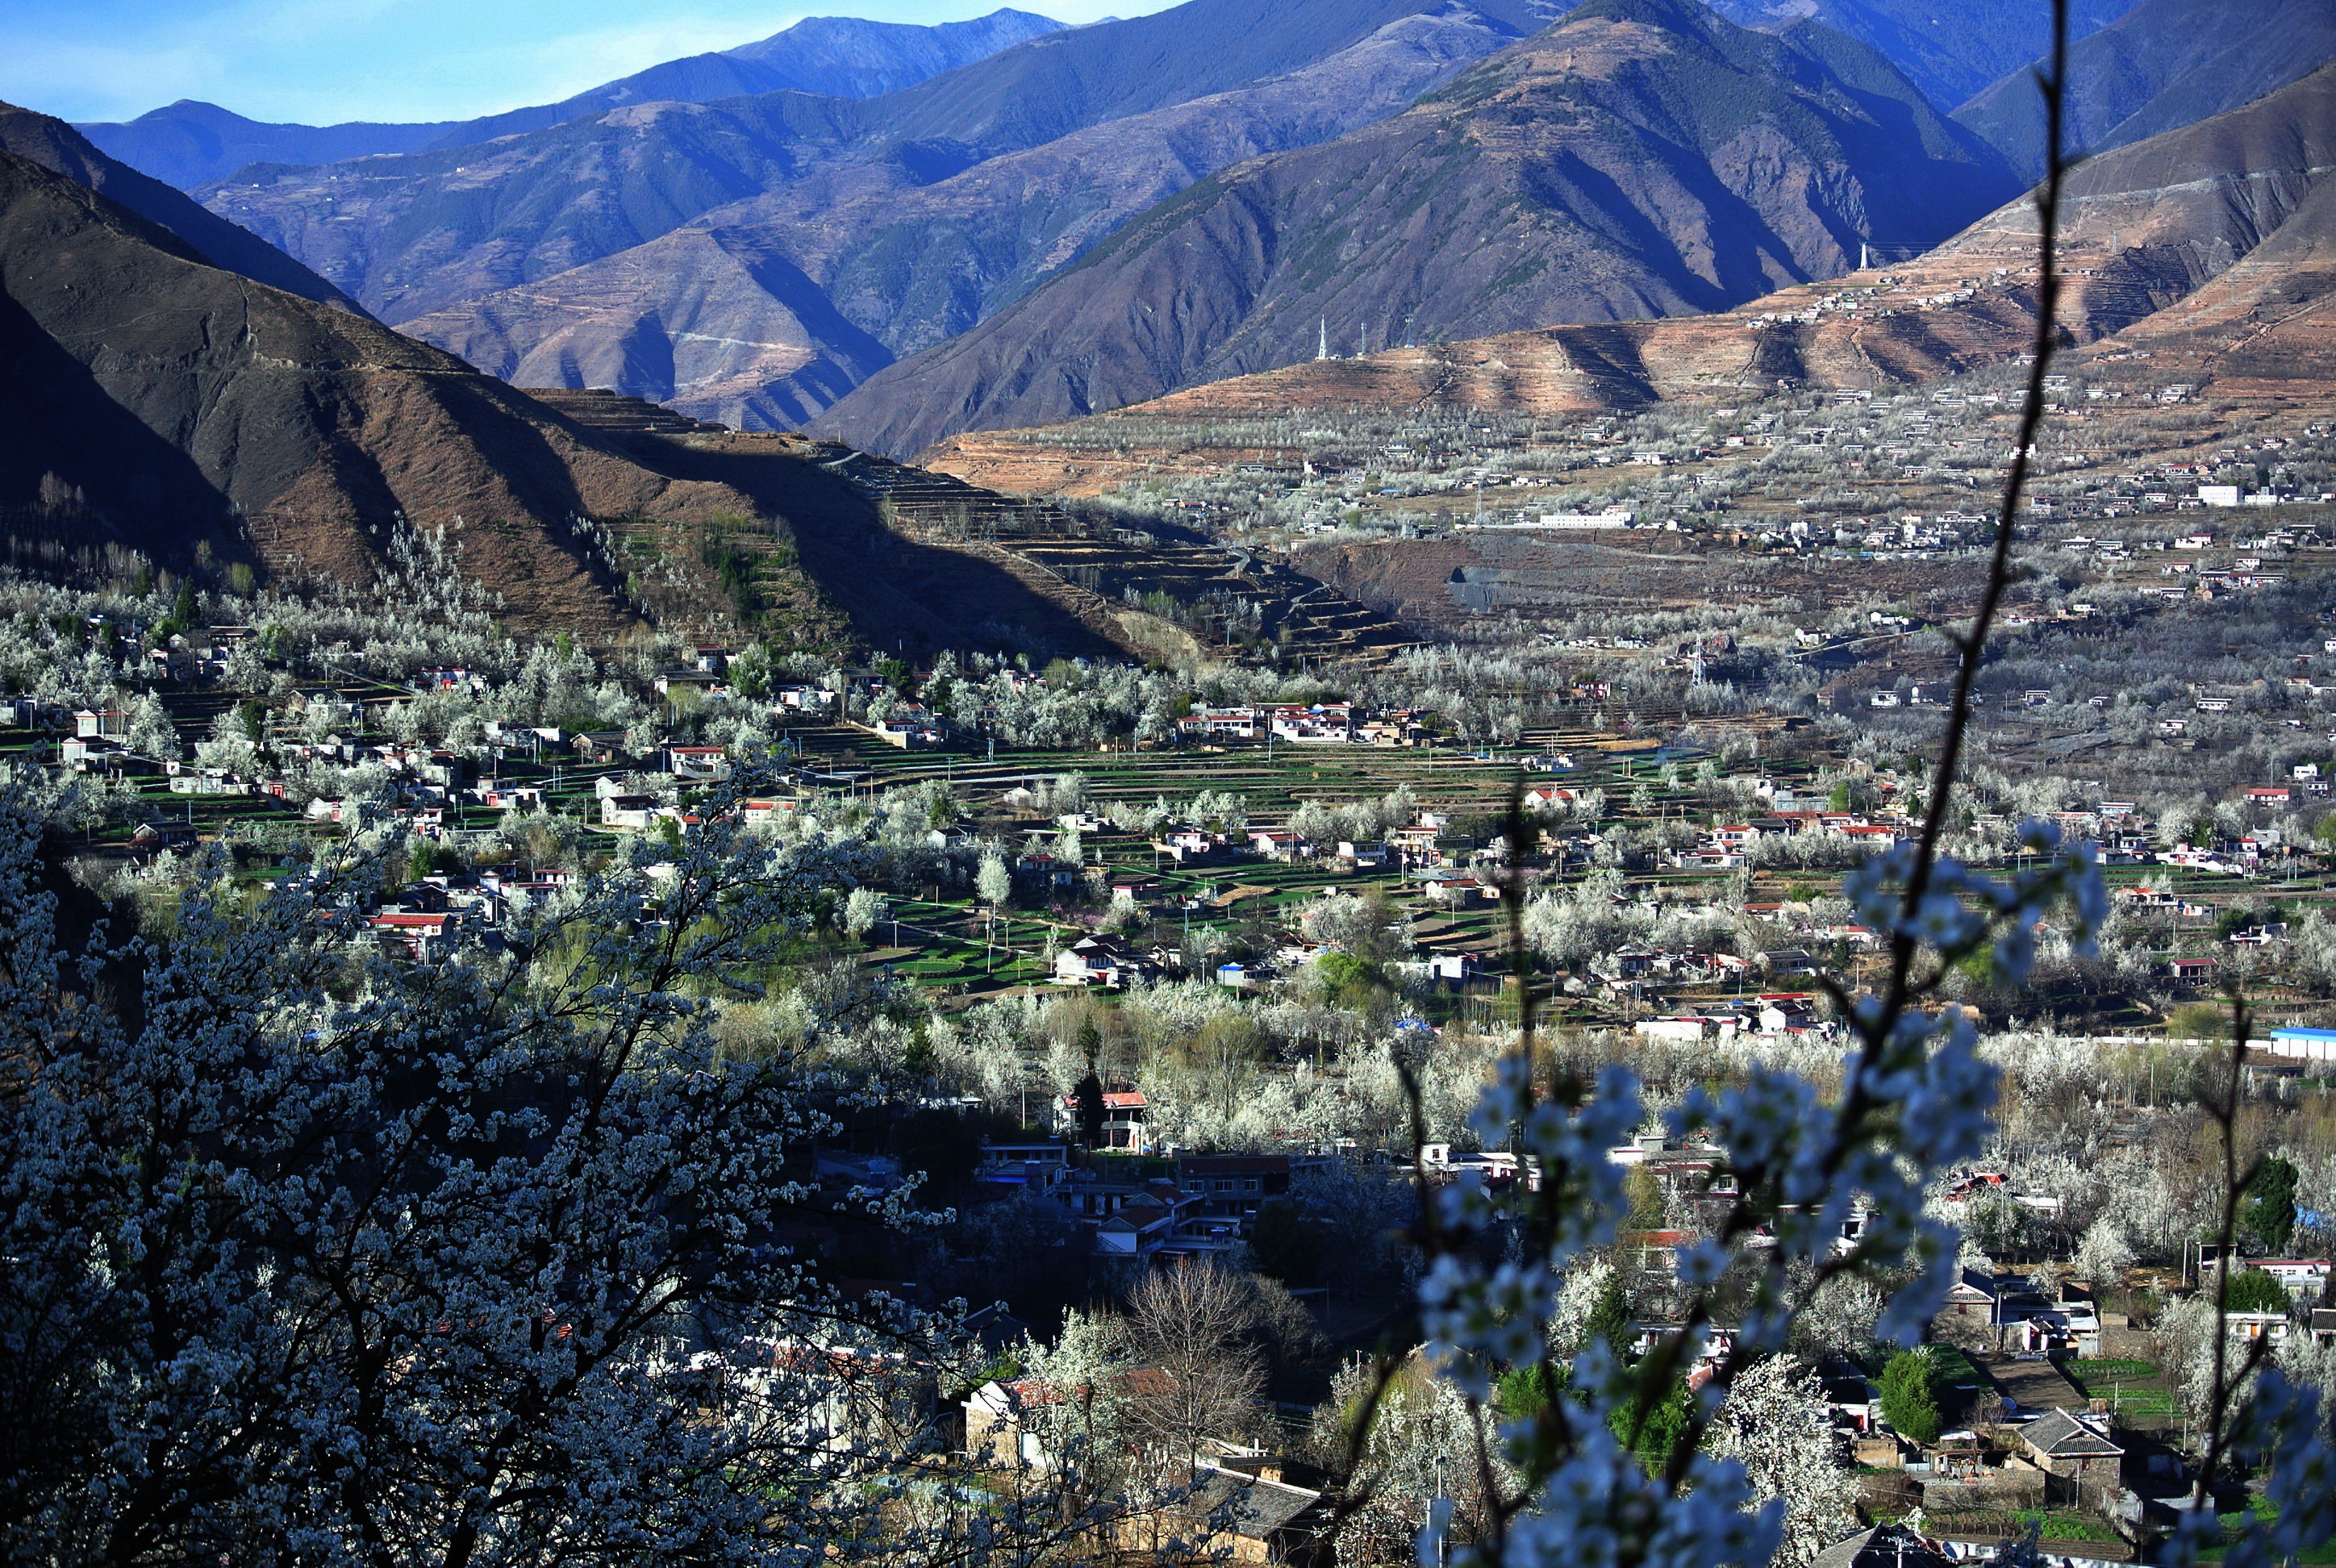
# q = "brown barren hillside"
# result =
<box><xmin>0</xmin><ymin>101</ymin><xmax>360</xmax><ymax>311</ymax></box>
<box><xmin>0</xmin><ymin>146</ymin><xmax>805</xmax><ymax>637</ymax></box>
<box><xmin>924</xmin><ymin>283</ymin><xmax>2044</xmax><ymax>496</ymax></box>
<box><xmin>0</xmin><ymin>102</ymin><xmax>1208</xmax><ymax>659</ymax></box>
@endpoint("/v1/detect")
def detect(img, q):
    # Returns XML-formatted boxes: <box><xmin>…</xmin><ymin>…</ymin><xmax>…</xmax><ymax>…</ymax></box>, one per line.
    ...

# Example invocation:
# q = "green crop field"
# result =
<box><xmin>2067</xmin><ymin>1358</ymin><xmax>2176</xmax><ymax>1420</ymax></box>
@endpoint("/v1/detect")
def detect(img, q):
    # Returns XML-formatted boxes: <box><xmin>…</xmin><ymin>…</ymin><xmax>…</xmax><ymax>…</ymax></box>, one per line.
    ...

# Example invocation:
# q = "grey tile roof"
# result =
<box><xmin>2024</xmin><ymin>1407</ymin><xmax>2125</xmax><ymax>1457</ymax></box>
<box><xmin>1809</xmin><ymin>1524</ymin><xmax>1956</xmax><ymax>1568</ymax></box>
<box><xmin>1185</xmin><ymin>1467</ymin><xmax>1324</xmax><ymax>1538</ymax></box>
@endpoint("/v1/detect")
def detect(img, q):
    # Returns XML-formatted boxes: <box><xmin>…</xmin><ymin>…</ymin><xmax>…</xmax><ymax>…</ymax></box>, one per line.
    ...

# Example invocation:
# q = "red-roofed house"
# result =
<box><xmin>1056</xmin><ymin>1088</ymin><xmax>1151</xmax><ymax>1152</ymax></box>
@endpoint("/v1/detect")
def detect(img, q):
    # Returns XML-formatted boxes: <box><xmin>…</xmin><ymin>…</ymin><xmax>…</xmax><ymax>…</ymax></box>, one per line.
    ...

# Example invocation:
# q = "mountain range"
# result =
<box><xmin>72</xmin><ymin>10</ymin><xmax>1068</xmax><ymax>190</ymax></box>
<box><xmin>48</xmin><ymin>0</ymin><xmax>2330</xmax><ymax>461</ymax></box>
<box><xmin>0</xmin><ymin>102</ymin><xmax>1211</xmax><ymax>656</ymax></box>
<box><xmin>178</xmin><ymin>0</ymin><xmax>1558</xmax><ymax>427</ymax></box>
<box><xmin>1700</xmin><ymin>0</ymin><xmax>2135</xmax><ymax>112</ymax></box>
<box><xmin>397</xmin><ymin>0</ymin><xmax>1541</xmax><ymax>427</ymax></box>
<box><xmin>811</xmin><ymin>0</ymin><xmax>2020</xmax><ymax>455</ymax></box>
<box><xmin>8</xmin><ymin>0</ymin><xmax>2336</xmax><ymax>642</ymax></box>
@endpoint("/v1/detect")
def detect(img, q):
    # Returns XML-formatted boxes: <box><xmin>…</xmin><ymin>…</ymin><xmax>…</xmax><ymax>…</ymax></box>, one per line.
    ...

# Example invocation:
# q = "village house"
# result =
<box><xmin>600</xmin><ymin>794</ymin><xmax>666</xmax><ymax>831</ymax></box>
<box><xmin>1635</xmin><ymin>1015</ymin><xmax>1721</xmax><ymax>1045</ymax></box>
<box><xmin>2017</xmin><ymin>1409</ymin><xmax>2125</xmax><ymax>1508</ymax></box>
<box><xmin>2250</xmin><ymin>1258</ymin><xmax>2333</xmax><ymax>1301</ymax></box>
<box><xmin>1177</xmin><ymin>706</ymin><xmax>1259</xmax><ymax>740</ymax></box>
<box><xmin>1053</xmin><ymin>934</ymin><xmax>1153</xmax><ymax>988</ymax></box>
<box><xmin>572</xmin><ymin>729</ymin><xmax>630</xmax><ymax>766</ymax></box>
<box><xmin>1015</xmin><ymin>849</ymin><xmax>1084</xmax><ymax>891</ymax></box>
<box><xmin>1091</xmin><ymin>1184</ymin><xmax>1199</xmax><ymax>1259</ymax></box>
<box><xmin>1266</xmin><ymin>703</ymin><xmax>1353</xmax><ymax>744</ymax></box>
<box><xmin>1174</xmin><ymin>1153</ymin><xmax>1337</xmax><ymax>1236</ymax></box>
<box><xmin>1249</xmin><ymin>829</ymin><xmax>1311</xmax><ymax>862</ymax></box>
<box><xmin>975</xmin><ymin>1139</ymin><xmax>1070</xmax><ymax>1195</ymax></box>
<box><xmin>1420</xmin><ymin>873</ymin><xmax>1497</xmax><ymax>907</ymax></box>
<box><xmin>1155</xmin><ymin>825</ymin><xmax>1223</xmax><ymax>864</ymax></box>
<box><xmin>1117</xmin><ymin>1466</ymin><xmax>1333</xmax><ymax>1564</ymax></box>
<box><xmin>665</xmin><ymin>744</ymin><xmax>731</xmax><ymax>781</ymax></box>
<box><xmin>1938</xmin><ymin>1268</ymin><xmax>2004</xmax><ymax>1335</ymax></box>
<box><xmin>1054</xmin><ymin>1086</ymin><xmax>1152</xmax><ymax>1151</ymax></box>
<box><xmin>1425</xmin><ymin>950</ymin><xmax>1484</xmax><ymax>986</ymax></box>
<box><xmin>871</xmin><ymin>708</ymin><xmax>950</xmax><ymax>749</ymax></box>
<box><xmin>368</xmin><ymin>908</ymin><xmax>480</xmax><ymax>964</ymax></box>
<box><xmin>476</xmin><ymin>782</ymin><xmax>544</xmax><ymax>812</ymax></box>
<box><xmin>772</xmin><ymin>683</ymin><xmax>837</xmax><ymax>713</ymax></box>
<box><xmin>1108</xmin><ymin>874</ymin><xmax>1159</xmax><ymax>907</ymax></box>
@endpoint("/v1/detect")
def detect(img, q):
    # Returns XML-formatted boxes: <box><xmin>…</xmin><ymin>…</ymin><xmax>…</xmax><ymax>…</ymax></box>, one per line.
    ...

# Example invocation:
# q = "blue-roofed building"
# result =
<box><xmin>2271</xmin><ymin>1028</ymin><xmax>2336</xmax><ymax>1064</ymax></box>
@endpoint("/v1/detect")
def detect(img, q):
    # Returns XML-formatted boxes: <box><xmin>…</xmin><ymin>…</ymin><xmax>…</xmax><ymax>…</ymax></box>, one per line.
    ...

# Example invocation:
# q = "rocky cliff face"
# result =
<box><xmin>810</xmin><ymin>0</ymin><xmax>2019</xmax><ymax>457</ymax></box>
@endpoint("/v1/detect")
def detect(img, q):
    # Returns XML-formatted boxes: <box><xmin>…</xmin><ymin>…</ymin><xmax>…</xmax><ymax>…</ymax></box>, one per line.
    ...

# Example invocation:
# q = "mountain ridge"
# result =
<box><xmin>73</xmin><ymin>10</ymin><xmax>1070</xmax><ymax>191</ymax></box>
<box><xmin>1700</xmin><ymin>0</ymin><xmax>2136</xmax><ymax>111</ymax></box>
<box><xmin>924</xmin><ymin>57</ymin><xmax>2336</xmax><ymax>494</ymax></box>
<box><xmin>197</xmin><ymin>0</ymin><xmax>1558</xmax><ymax>324</ymax></box>
<box><xmin>392</xmin><ymin>0</ymin><xmax>1537</xmax><ymax>428</ymax></box>
<box><xmin>1953</xmin><ymin>0</ymin><xmax>2336</xmax><ymax>180</ymax></box>
<box><xmin>0</xmin><ymin>111</ymin><xmax>803</xmax><ymax>635</ymax></box>
<box><xmin>0</xmin><ymin>103</ymin><xmax>359</xmax><ymax>311</ymax></box>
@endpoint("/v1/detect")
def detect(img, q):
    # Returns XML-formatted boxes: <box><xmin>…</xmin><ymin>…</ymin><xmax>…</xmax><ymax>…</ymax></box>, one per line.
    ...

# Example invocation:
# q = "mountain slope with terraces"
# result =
<box><xmin>517</xmin><ymin>389</ymin><xmax>1416</xmax><ymax>664</ymax></box>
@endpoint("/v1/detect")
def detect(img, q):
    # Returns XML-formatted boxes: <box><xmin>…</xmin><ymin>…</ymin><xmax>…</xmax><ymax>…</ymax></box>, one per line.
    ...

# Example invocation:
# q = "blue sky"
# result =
<box><xmin>3</xmin><ymin>0</ymin><xmax>1175</xmax><ymax>126</ymax></box>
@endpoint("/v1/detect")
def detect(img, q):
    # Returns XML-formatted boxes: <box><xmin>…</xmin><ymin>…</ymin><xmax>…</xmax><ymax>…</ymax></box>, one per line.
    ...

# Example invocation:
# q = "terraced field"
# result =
<box><xmin>808</xmin><ymin>440</ymin><xmax>1423</xmax><ymax>665</ymax></box>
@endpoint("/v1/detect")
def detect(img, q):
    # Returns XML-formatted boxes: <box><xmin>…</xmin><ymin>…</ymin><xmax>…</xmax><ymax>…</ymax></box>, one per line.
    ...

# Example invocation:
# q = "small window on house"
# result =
<box><xmin>1244</xmin><ymin>1178</ymin><xmax>1260</xmax><ymax>1193</ymax></box>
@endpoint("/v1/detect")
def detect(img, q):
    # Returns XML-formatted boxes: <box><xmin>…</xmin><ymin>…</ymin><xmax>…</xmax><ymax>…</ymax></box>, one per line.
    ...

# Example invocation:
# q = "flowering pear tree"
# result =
<box><xmin>0</xmin><ymin>778</ymin><xmax>991</xmax><ymax>1567</ymax></box>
